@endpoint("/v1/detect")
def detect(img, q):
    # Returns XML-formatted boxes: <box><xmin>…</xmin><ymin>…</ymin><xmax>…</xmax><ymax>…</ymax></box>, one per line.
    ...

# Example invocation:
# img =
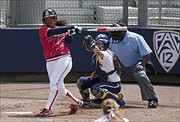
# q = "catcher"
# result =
<box><xmin>77</xmin><ymin>34</ymin><xmax>125</xmax><ymax>107</ymax></box>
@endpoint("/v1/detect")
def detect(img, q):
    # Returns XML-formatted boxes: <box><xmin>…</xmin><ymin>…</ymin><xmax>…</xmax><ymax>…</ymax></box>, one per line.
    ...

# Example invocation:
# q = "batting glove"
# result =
<box><xmin>74</xmin><ymin>26</ymin><xmax>82</xmax><ymax>33</ymax></box>
<box><xmin>68</xmin><ymin>29</ymin><xmax>76</xmax><ymax>36</ymax></box>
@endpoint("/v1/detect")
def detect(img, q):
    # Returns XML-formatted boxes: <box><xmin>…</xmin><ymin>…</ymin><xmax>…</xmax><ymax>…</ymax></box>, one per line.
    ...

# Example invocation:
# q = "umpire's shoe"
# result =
<box><xmin>148</xmin><ymin>98</ymin><xmax>158</xmax><ymax>108</ymax></box>
<box><xmin>36</xmin><ymin>108</ymin><xmax>53</xmax><ymax>117</ymax></box>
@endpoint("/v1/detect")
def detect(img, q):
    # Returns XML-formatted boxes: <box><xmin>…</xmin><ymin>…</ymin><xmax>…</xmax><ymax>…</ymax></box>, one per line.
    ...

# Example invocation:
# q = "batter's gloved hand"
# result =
<box><xmin>67</xmin><ymin>29</ymin><xmax>76</xmax><ymax>36</ymax></box>
<box><xmin>83</xmin><ymin>35</ymin><xmax>96</xmax><ymax>51</ymax></box>
<box><xmin>74</xmin><ymin>26</ymin><xmax>82</xmax><ymax>33</ymax></box>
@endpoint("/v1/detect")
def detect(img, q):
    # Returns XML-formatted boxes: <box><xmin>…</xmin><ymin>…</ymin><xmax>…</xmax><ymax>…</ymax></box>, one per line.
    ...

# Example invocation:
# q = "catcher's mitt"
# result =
<box><xmin>83</xmin><ymin>35</ymin><xmax>96</xmax><ymax>51</ymax></box>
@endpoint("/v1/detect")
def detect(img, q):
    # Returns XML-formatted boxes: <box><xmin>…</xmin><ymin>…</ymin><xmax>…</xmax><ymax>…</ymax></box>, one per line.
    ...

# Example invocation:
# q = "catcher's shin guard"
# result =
<box><xmin>79</xmin><ymin>89</ymin><xmax>90</xmax><ymax>102</ymax></box>
<box><xmin>99</xmin><ymin>90</ymin><xmax>123</xmax><ymax>101</ymax></box>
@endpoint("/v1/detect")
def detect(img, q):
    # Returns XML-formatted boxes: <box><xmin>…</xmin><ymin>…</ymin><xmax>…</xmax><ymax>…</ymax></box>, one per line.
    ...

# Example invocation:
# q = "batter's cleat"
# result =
<box><xmin>69</xmin><ymin>100</ymin><xmax>83</xmax><ymax>114</ymax></box>
<box><xmin>36</xmin><ymin>108</ymin><xmax>53</xmax><ymax>117</ymax></box>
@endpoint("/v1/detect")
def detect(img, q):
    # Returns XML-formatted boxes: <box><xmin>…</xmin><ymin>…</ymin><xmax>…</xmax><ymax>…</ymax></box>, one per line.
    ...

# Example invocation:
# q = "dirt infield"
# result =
<box><xmin>0</xmin><ymin>82</ymin><xmax>179</xmax><ymax>122</ymax></box>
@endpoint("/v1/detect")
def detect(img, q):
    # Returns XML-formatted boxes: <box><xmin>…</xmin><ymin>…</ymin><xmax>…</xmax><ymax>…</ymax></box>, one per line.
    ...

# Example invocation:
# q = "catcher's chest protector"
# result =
<box><xmin>91</xmin><ymin>54</ymin><xmax>108</xmax><ymax>82</ymax></box>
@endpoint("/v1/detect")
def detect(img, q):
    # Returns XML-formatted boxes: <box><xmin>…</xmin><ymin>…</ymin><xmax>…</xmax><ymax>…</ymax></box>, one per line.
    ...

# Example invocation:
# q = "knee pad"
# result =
<box><xmin>77</xmin><ymin>76</ymin><xmax>90</xmax><ymax>89</ymax></box>
<box><xmin>79</xmin><ymin>89</ymin><xmax>90</xmax><ymax>101</ymax></box>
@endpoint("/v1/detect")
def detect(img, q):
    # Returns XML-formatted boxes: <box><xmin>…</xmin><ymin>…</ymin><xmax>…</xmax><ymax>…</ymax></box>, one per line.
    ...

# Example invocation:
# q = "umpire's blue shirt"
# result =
<box><xmin>109</xmin><ymin>31</ymin><xmax>152</xmax><ymax>67</ymax></box>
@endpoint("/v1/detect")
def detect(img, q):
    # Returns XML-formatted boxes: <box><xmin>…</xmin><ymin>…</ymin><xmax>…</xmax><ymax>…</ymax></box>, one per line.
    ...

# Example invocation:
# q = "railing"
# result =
<box><xmin>0</xmin><ymin>0</ymin><xmax>179</xmax><ymax>29</ymax></box>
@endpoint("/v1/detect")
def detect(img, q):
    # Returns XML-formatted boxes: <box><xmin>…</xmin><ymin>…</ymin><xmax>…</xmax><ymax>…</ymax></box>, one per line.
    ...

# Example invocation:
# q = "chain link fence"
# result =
<box><xmin>0</xmin><ymin>0</ymin><xmax>179</xmax><ymax>29</ymax></box>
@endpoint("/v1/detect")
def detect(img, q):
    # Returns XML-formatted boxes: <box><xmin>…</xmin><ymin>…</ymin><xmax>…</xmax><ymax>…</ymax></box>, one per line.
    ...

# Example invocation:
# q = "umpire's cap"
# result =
<box><xmin>111</xmin><ymin>21</ymin><xmax>127</xmax><ymax>27</ymax></box>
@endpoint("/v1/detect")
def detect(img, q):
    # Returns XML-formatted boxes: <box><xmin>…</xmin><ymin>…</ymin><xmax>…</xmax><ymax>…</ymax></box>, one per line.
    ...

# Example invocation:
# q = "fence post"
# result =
<box><xmin>159</xmin><ymin>0</ymin><xmax>162</xmax><ymax>24</ymax></box>
<box><xmin>123</xmin><ymin>0</ymin><xmax>128</xmax><ymax>26</ymax></box>
<box><xmin>138</xmin><ymin>0</ymin><xmax>148</xmax><ymax>27</ymax></box>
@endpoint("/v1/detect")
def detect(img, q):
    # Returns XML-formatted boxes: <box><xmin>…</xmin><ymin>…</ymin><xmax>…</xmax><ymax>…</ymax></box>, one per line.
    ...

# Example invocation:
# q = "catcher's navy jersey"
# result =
<box><xmin>109</xmin><ymin>31</ymin><xmax>152</xmax><ymax>67</ymax></box>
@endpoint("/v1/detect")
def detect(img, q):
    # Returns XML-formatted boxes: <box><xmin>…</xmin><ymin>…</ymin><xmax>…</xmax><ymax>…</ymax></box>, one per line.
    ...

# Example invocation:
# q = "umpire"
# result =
<box><xmin>109</xmin><ymin>21</ymin><xmax>158</xmax><ymax>108</ymax></box>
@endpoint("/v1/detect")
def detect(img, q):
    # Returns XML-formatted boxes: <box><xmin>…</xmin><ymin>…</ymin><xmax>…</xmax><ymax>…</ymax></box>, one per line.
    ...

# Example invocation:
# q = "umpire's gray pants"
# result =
<box><xmin>123</xmin><ymin>66</ymin><xmax>157</xmax><ymax>101</ymax></box>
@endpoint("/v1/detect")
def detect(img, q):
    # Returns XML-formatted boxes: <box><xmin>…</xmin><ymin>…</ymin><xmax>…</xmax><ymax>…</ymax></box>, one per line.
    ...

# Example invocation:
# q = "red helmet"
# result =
<box><xmin>42</xmin><ymin>8</ymin><xmax>57</xmax><ymax>22</ymax></box>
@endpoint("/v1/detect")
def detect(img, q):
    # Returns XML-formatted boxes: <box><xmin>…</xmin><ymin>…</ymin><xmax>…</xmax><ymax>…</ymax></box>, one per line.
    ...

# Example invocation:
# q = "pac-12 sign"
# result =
<box><xmin>153</xmin><ymin>30</ymin><xmax>180</xmax><ymax>73</ymax></box>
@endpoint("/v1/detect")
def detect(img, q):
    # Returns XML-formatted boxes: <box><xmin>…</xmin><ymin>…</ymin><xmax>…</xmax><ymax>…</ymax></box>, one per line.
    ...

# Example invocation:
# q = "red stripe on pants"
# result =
<box><xmin>49</xmin><ymin>90</ymin><xmax>58</xmax><ymax>110</ymax></box>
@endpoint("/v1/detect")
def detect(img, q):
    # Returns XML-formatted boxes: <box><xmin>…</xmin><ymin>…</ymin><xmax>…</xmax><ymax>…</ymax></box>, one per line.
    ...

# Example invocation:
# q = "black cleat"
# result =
<box><xmin>148</xmin><ymin>100</ymin><xmax>158</xmax><ymax>108</ymax></box>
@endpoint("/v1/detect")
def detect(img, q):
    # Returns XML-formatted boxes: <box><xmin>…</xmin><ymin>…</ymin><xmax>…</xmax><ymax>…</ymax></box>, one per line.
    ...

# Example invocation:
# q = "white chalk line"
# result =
<box><xmin>2</xmin><ymin>111</ymin><xmax>55</xmax><ymax>121</ymax></box>
<box><xmin>2</xmin><ymin>111</ymin><xmax>33</xmax><ymax>115</ymax></box>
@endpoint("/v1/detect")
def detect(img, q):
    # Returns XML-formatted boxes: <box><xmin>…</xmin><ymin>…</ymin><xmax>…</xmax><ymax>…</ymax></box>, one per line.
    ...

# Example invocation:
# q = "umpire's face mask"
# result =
<box><xmin>111</xmin><ymin>31</ymin><xmax>126</xmax><ymax>42</ymax></box>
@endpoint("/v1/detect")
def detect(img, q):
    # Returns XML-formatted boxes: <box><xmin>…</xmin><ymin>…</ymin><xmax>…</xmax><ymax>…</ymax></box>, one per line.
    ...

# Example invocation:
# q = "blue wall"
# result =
<box><xmin>0</xmin><ymin>28</ymin><xmax>179</xmax><ymax>74</ymax></box>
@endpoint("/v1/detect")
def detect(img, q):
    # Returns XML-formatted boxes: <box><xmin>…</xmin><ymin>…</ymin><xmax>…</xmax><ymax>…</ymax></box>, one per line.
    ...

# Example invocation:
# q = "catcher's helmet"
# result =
<box><xmin>42</xmin><ymin>8</ymin><xmax>57</xmax><ymax>22</ymax></box>
<box><xmin>95</xmin><ymin>34</ymin><xmax>109</xmax><ymax>50</ymax></box>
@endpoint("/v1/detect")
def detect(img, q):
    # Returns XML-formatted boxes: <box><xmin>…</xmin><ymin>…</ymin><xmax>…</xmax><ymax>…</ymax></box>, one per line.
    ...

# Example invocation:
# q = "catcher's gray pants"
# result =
<box><xmin>123</xmin><ymin>65</ymin><xmax>157</xmax><ymax>101</ymax></box>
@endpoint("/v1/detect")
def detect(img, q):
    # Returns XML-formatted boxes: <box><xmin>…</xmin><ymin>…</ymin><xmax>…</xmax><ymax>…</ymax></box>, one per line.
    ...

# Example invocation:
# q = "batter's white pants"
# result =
<box><xmin>45</xmin><ymin>55</ymin><xmax>79</xmax><ymax>110</ymax></box>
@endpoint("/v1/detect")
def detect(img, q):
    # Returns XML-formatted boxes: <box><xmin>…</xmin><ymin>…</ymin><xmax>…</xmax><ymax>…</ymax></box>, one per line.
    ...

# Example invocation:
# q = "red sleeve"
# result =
<box><xmin>39</xmin><ymin>26</ymin><xmax>50</xmax><ymax>38</ymax></box>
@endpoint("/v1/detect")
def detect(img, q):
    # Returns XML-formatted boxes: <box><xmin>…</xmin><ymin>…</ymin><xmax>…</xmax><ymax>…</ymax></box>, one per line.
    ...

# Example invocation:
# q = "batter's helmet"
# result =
<box><xmin>42</xmin><ymin>8</ymin><xmax>57</xmax><ymax>22</ymax></box>
<box><xmin>95</xmin><ymin>34</ymin><xmax>109</xmax><ymax>50</ymax></box>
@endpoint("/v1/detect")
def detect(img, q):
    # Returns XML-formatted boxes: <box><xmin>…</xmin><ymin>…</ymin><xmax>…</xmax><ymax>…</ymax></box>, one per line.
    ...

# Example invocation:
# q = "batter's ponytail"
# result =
<box><xmin>56</xmin><ymin>20</ymin><xmax>69</xmax><ymax>26</ymax></box>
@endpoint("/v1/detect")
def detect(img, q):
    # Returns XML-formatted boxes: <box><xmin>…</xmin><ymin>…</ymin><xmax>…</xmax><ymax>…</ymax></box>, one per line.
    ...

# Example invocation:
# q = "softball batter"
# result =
<box><xmin>36</xmin><ymin>8</ymin><xmax>83</xmax><ymax>117</ymax></box>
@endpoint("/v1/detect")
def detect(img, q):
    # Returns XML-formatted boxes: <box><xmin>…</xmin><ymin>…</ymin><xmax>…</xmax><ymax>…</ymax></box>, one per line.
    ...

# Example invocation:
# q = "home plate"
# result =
<box><xmin>2</xmin><ymin>112</ymin><xmax>34</xmax><ymax>117</ymax></box>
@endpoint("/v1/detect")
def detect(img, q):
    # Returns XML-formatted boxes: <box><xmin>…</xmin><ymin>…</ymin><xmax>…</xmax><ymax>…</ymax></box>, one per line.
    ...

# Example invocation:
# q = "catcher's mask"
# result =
<box><xmin>110</xmin><ymin>21</ymin><xmax>127</xmax><ymax>42</ymax></box>
<box><xmin>42</xmin><ymin>8</ymin><xmax>57</xmax><ymax>24</ymax></box>
<box><xmin>95</xmin><ymin>34</ymin><xmax>109</xmax><ymax>50</ymax></box>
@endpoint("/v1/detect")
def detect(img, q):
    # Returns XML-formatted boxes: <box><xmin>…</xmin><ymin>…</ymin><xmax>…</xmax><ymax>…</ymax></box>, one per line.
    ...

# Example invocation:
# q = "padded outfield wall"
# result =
<box><xmin>0</xmin><ymin>28</ymin><xmax>179</xmax><ymax>84</ymax></box>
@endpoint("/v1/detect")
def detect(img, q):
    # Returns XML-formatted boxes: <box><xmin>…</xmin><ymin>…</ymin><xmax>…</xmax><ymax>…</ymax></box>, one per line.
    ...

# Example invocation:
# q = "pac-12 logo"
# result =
<box><xmin>153</xmin><ymin>30</ymin><xmax>180</xmax><ymax>73</ymax></box>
